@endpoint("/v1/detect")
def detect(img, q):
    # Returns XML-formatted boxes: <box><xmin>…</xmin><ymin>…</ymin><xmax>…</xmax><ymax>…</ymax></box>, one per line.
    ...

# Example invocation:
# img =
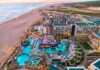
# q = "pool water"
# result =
<box><xmin>23</xmin><ymin>45</ymin><xmax>32</xmax><ymax>54</ymax></box>
<box><xmin>57</xmin><ymin>43</ymin><xmax>67</xmax><ymax>51</ymax></box>
<box><xmin>22</xmin><ymin>38</ymin><xmax>35</xmax><ymax>54</ymax></box>
<box><xmin>62</xmin><ymin>51</ymin><xmax>69</xmax><ymax>56</ymax></box>
<box><xmin>45</xmin><ymin>42</ymin><xmax>69</xmax><ymax>56</ymax></box>
<box><xmin>35</xmin><ymin>40</ymin><xmax>40</xmax><ymax>54</ymax></box>
<box><xmin>94</xmin><ymin>60</ymin><xmax>100</xmax><ymax>69</ymax></box>
<box><xmin>17</xmin><ymin>37</ymin><xmax>40</xmax><ymax>66</ymax></box>
<box><xmin>46</xmin><ymin>48</ymin><xmax>57</xmax><ymax>54</ymax></box>
<box><xmin>29</xmin><ymin>37</ymin><xmax>35</xmax><ymax>45</ymax></box>
<box><xmin>17</xmin><ymin>54</ymin><xmax>30</xmax><ymax>66</ymax></box>
<box><xmin>31</xmin><ymin>60</ymin><xmax>40</xmax><ymax>65</ymax></box>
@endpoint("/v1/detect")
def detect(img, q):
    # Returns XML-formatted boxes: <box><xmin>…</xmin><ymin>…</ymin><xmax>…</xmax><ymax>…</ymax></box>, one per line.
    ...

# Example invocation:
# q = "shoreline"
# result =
<box><xmin>0</xmin><ymin>8</ymin><xmax>43</xmax><ymax>66</ymax></box>
<box><xmin>0</xmin><ymin>3</ymin><xmax>48</xmax><ymax>24</ymax></box>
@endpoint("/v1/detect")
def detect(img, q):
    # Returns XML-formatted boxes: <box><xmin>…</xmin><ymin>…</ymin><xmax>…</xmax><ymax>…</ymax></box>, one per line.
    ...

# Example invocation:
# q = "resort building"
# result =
<box><xmin>53</xmin><ymin>23</ymin><xmax>70</xmax><ymax>36</ymax></box>
<box><xmin>89</xmin><ymin>32</ymin><xmax>100</xmax><ymax>51</ymax></box>
<box><xmin>41</xmin><ymin>13</ymin><xmax>76</xmax><ymax>37</ymax></box>
<box><xmin>41</xmin><ymin>23</ymin><xmax>71</xmax><ymax>37</ymax></box>
<box><xmin>87</xmin><ymin>22</ymin><xmax>97</xmax><ymax>32</ymax></box>
<box><xmin>74</xmin><ymin>22</ymin><xmax>89</xmax><ymax>39</ymax></box>
<box><xmin>42</xmin><ymin>24</ymin><xmax>54</xmax><ymax>35</ymax></box>
<box><xmin>89</xmin><ymin>20</ymin><xmax>100</xmax><ymax>51</ymax></box>
<box><xmin>43</xmin><ymin>12</ymin><xmax>67</xmax><ymax>24</ymax></box>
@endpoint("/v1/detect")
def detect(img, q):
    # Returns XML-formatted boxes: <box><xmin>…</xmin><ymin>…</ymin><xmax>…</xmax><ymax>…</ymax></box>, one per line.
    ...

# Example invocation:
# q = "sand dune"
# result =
<box><xmin>0</xmin><ymin>9</ymin><xmax>42</xmax><ymax>66</ymax></box>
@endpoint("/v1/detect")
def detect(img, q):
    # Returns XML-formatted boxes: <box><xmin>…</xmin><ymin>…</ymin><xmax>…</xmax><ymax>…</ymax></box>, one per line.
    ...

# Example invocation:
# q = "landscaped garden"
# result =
<box><xmin>79</xmin><ymin>42</ymin><xmax>93</xmax><ymax>50</ymax></box>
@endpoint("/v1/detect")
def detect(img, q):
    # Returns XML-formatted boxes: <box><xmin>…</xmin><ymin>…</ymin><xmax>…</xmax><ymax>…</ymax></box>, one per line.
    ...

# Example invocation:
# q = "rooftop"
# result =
<box><xmin>94</xmin><ymin>32</ymin><xmax>100</xmax><ymax>38</ymax></box>
<box><xmin>53</xmin><ymin>23</ymin><xmax>67</xmax><ymax>26</ymax></box>
<box><xmin>93</xmin><ymin>20</ymin><xmax>100</xmax><ymax>25</ymax></box>
<box><xmin>82</xmin><ymin>16</ymin><xmax>91</xmax><ymax>21</ymax></box>
<box><xmin>92</xmin><ymin>59</ymin><xmax>100</xmax><ymax>70</ymax></box>
<box><xmin>75</xmin><ymin>22</ymin><xmax>88</xmax><ymax>26</ymax></box>
<box><xmin>67</xmin><ymin>67</ymin><xmax>86</xmax><ymax>70</ymax></box>
<box><xmin>87</xmin><ymin>22</ymin><xmax>96</xmax><ymax>26</ymax></box>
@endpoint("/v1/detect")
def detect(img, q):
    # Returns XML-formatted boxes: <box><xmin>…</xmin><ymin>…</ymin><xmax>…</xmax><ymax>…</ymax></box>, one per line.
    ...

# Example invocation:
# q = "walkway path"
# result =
<box><xmin>77</xmin><ymin>42</ymin><xmax>87</xmax><ymax>66</ymax></box>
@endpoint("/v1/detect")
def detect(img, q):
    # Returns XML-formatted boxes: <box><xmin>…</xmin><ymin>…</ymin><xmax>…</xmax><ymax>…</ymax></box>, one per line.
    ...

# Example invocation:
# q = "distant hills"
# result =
<box><xmin>50</xmin><ymin>1</ymin><xmax>100</xmax><ymax>16</ymax></box>
<box><xmin>72</xmin><ymin>1</ymin><xmax>100</xmax><ymax>7</ymax></box>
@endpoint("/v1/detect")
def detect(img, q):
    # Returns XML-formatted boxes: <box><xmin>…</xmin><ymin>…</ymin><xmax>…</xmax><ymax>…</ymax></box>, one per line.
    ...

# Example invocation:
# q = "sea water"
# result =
<box><xmin>0</xmin><ymin>3</ymin><xmax>47</xmax><ymax>23</ymax></box>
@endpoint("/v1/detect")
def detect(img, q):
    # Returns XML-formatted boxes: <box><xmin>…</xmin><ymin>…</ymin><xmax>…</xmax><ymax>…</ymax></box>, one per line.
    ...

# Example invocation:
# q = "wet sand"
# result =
<box><xmin>0</xmin><ymin>9</ymin><xmax>42</xmax><ymax>66</ymax></box>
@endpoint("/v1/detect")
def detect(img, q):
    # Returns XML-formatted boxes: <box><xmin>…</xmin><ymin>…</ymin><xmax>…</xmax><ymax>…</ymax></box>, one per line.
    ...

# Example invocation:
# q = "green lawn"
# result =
<box><xmin>74</xmin><ymin>56</ymin><xmax>82</xmax><ymax>62</ymax></box>
<box><xmin>79</xmin><ymin>42</ymin><xmax>93</xmax><ymax>50</ymax></box>
<box><xmin>68</xmin><ymin>60</ymin><xmax>75</xmax><ymax>64</ymax></box>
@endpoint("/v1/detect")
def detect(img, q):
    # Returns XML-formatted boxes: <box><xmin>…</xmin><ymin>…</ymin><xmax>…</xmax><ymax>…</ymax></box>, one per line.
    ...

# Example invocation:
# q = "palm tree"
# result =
<box><xmin>67</xmin><ymin>59</ymin><xmax>76</xmax><ymax>66</ymax></box>
<box><xmin>57</xmin><ymin>51</ymin><xmax>62</xmax><ymax>56</ymax></box>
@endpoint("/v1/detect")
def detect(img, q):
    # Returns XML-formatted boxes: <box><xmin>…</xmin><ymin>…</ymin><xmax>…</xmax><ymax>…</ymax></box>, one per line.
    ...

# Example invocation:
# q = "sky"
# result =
<box><xmin>0</xmin><ymin>0</ymin><xmax>98</xmax><ymax>3</ymax></box>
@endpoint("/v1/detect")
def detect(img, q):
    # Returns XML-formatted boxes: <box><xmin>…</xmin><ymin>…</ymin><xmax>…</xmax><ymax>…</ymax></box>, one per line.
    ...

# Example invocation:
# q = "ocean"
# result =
<box><xmin>0</xmin><ymin>3</ymin><xmax>47</xmax><ymax>23</ymax></box>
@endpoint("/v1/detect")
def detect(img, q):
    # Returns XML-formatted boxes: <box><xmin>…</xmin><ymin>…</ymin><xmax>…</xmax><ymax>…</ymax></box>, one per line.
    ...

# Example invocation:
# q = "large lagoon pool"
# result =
<box><xmin>16</xmin><ymin>37</ymin><xmax>41</xmax><ymax>66</ymax></box>
<box><xmin>16</xmin><ymin>37</ymin><xmax>69</xmax><ymax>66</ymax></box>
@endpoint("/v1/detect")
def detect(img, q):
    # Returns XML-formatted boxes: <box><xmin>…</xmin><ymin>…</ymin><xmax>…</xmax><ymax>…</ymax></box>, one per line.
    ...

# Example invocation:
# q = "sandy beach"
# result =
<box><xmin>0</xmin><ymin>9</ymin><xmax>42</xmax><ymax>66</ymax></box>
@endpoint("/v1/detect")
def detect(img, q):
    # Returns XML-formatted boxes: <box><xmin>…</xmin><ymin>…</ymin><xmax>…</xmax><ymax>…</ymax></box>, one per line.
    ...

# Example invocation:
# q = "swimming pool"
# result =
<box><xmin>17</xmin><ymin>37</ymin><xmax>69</xmax><ymax>66</ymax></box>
<box><xmin>57</xmin><ymin>43</ymin><xmax>67</xmax><ymax>52</ymax></box>
<box><xmin>29</xmin><ymin>37</ymin><xmax>35</xmax><ymax>45</ymax></box>
<box><xmin>45</xmin><ymin>41</ymin><xmax>69</xmax><ymax>56</ymax></box>
<box><xmin>23</xmin><ymin>45</ymin><xmax>32</xmax><ymax>54</ymax></box>
<box><xmin>17</xmin><ymin>54</ymin><xmax>40</xmax><ymax>66</ymax></box>
<box><xmin>46</xmin><ymin>48</ymin><xmax>57</xmax><ymax>54</ymax></box>
<box><xmin>22</xmin><ymin>37</ymin><xmax>35</xmax><ymax>54</ymax></box>
<box><xmin>17</xmin><ymin>54</ymin><xmax>30</xmax><ymax>66</ymax></box>
<box><xmin>17</xmin><ymin>37</ymin><xmax>41</xmax><ymax>66</ymax></box>
<box><xmin>31</xmin><ymin>60</ymin><xmax>40</xmax><ymax>65</ymax></box>
<box><xmin>35</xmin><ymin>40</ymin><xmax>40</xmax><ymax>54</ymax></box>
